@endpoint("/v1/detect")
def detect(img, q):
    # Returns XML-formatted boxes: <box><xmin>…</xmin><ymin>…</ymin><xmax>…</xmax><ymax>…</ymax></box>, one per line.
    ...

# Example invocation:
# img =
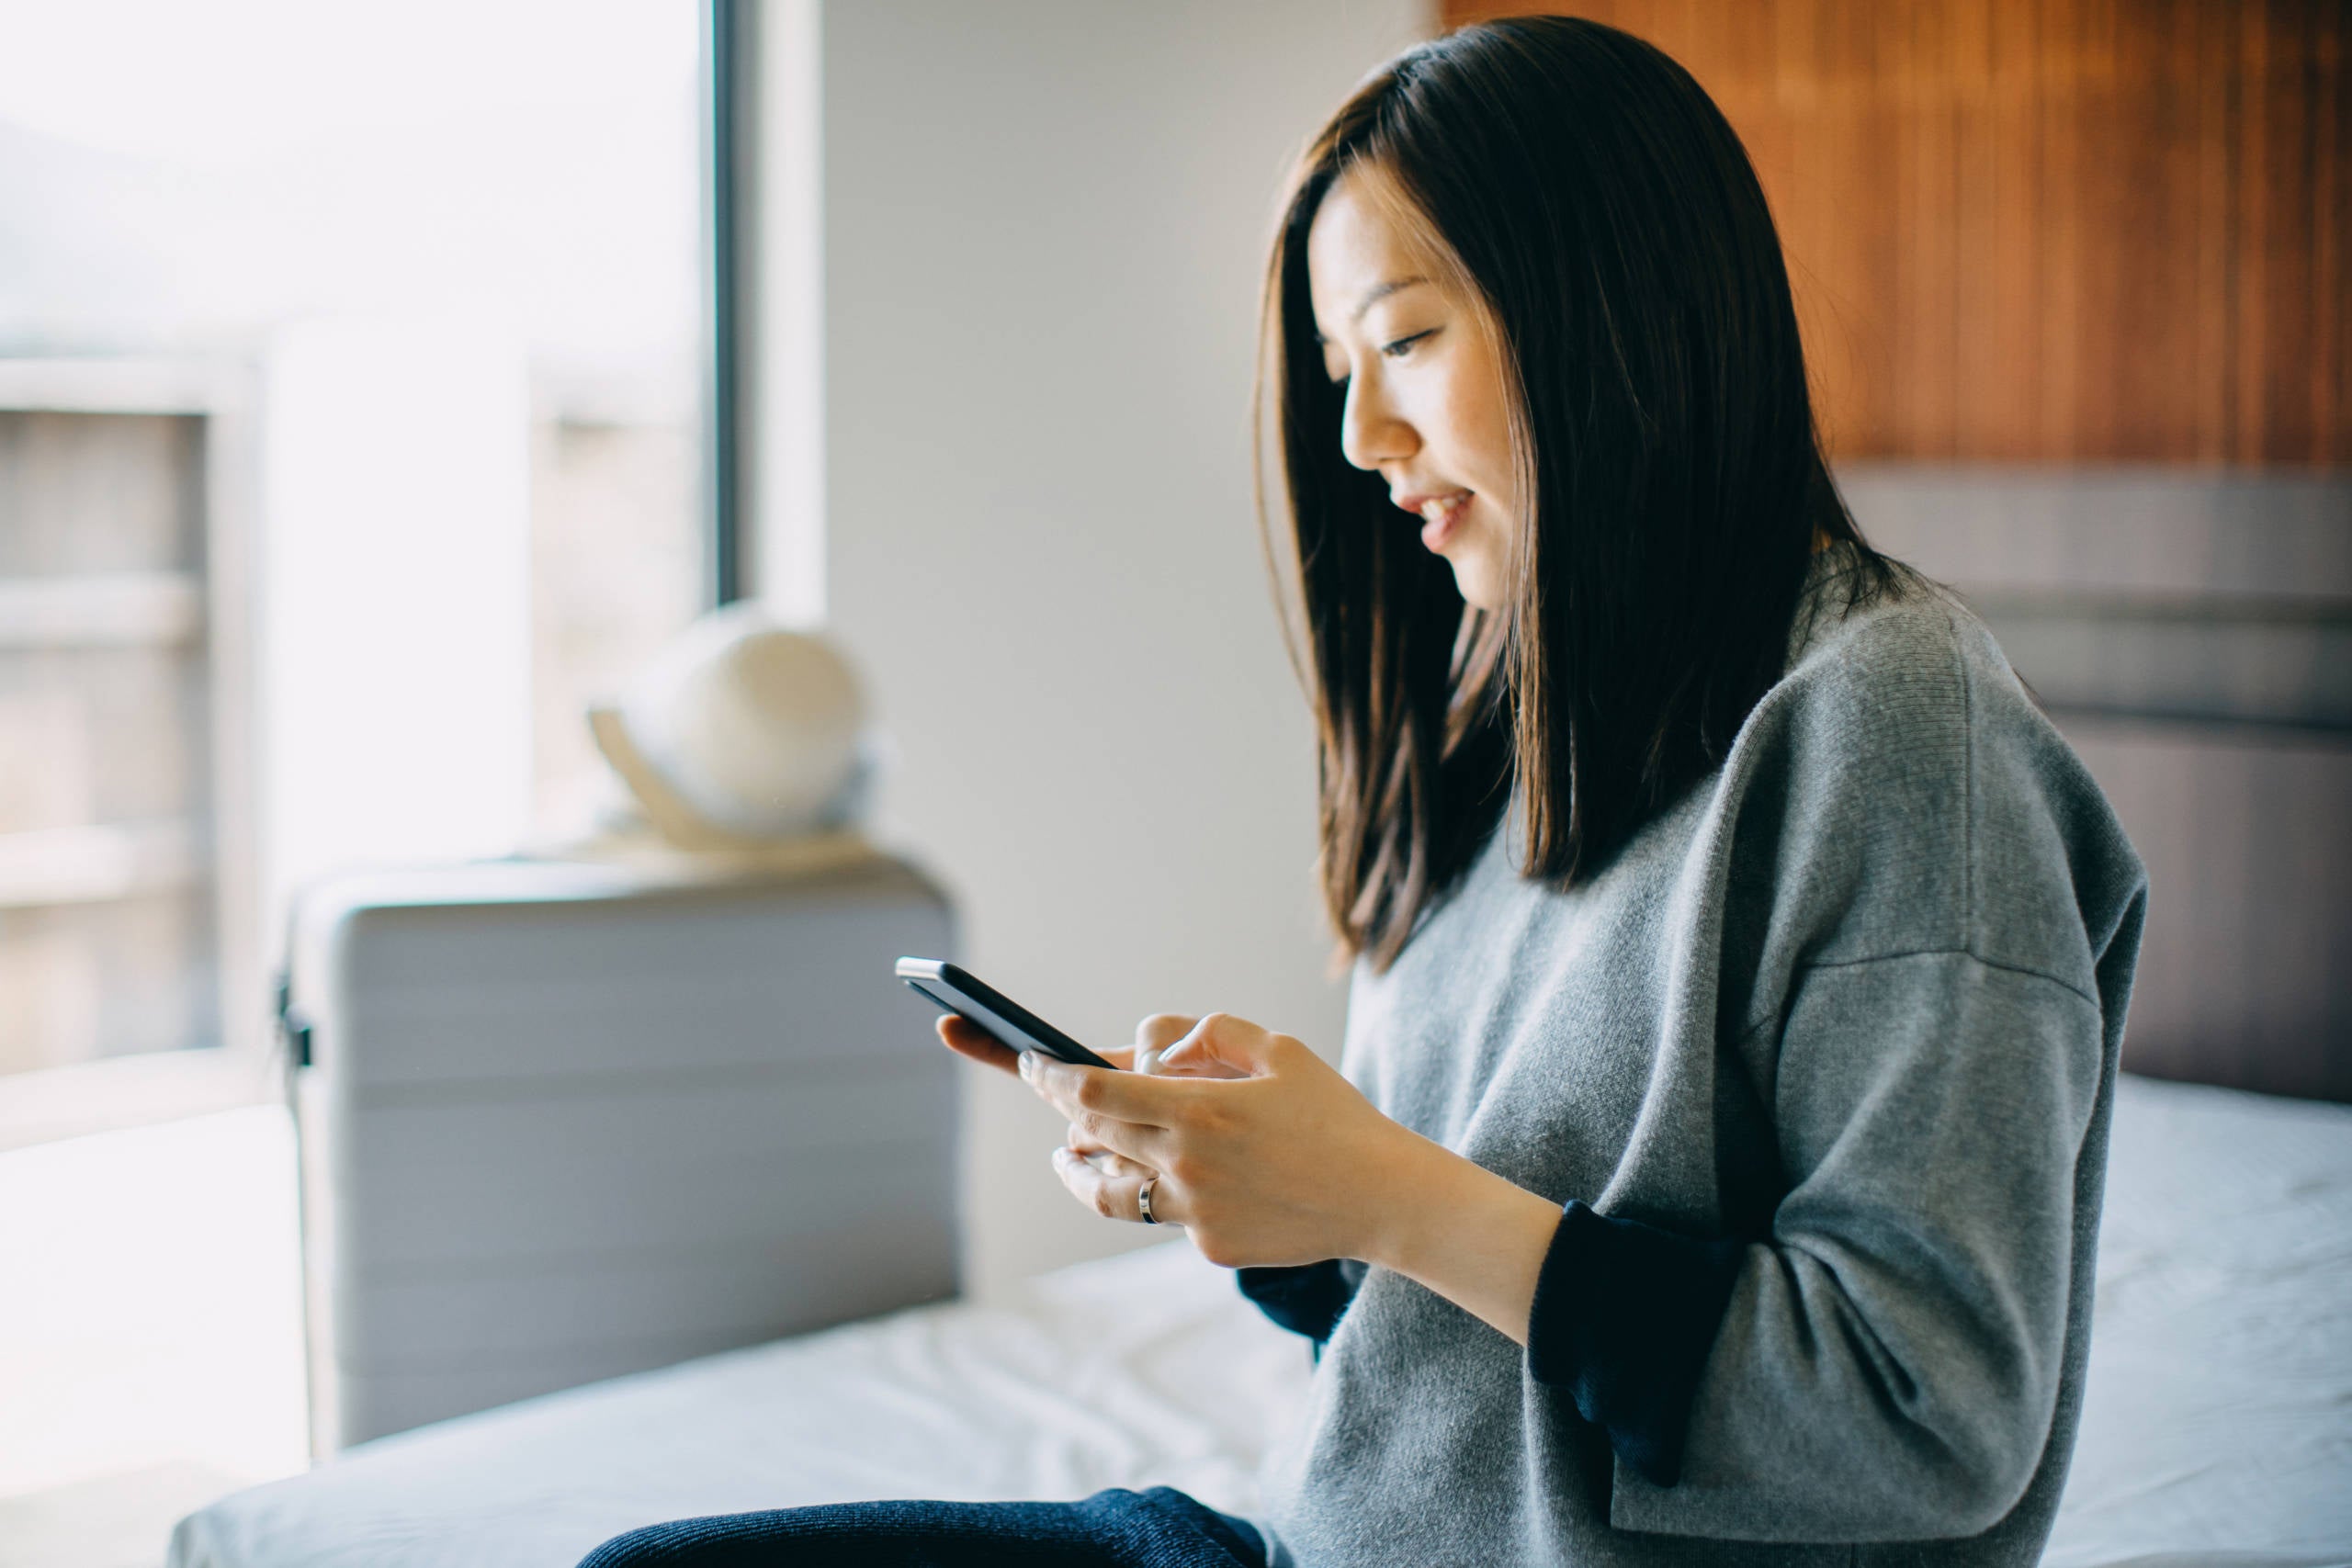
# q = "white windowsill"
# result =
<box><xmin>0</xmin><ymin>1102</ymin><xmax>309</xmax><ymax>1565</ymax></box>
<box><xmin>0</xmin><ymin>1052</ymin><xmax>278</xmax><ymax>1156</ymax></box>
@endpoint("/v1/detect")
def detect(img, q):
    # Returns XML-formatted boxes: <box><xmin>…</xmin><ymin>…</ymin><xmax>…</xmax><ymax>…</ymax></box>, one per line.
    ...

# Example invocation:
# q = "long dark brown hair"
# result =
<box><xmin>1256</xmin><ymin>16</ymin><xmax>1904</xmax><ymax>975</ymax></box>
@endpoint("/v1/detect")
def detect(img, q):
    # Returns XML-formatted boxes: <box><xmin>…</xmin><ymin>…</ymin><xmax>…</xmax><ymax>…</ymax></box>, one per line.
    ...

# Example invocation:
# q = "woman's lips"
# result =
<box><xmin>1416</xmin><ymin>490</ymin><xmax>1472</xmax><ymax>552</ymax></box>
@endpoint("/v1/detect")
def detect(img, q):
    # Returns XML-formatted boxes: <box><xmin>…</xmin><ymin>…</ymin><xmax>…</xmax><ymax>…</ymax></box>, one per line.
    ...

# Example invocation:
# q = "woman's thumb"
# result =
<box><xmin>1159</xmin><ymin>1012</ymin><xmax>1275</xmax><ymax>1077</ymax></box>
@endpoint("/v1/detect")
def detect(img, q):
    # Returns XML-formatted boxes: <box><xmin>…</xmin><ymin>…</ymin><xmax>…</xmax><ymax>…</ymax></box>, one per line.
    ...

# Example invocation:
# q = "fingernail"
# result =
<box><xmin>1016</xmin><ymin>1051</ymin><xmax>1035</xmax><ymax>1081</ymax></box>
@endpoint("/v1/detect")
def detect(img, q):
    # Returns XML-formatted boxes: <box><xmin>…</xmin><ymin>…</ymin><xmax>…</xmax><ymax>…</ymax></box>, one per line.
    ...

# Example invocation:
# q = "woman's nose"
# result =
<box><xmin>1338</xmin><ymin>380</ymin><xmax>1416</xmax><ymax>473</ymax></box>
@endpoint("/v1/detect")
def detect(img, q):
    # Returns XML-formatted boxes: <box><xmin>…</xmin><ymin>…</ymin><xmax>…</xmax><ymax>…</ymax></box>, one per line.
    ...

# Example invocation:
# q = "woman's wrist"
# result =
<box><xmin>1357</xmin><ymin>1129</ymin><xmax>1563</xmax><ymax>1348</ymax></box>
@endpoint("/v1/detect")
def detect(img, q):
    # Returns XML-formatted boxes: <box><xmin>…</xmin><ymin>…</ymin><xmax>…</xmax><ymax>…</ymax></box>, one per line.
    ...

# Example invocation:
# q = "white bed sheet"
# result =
<box><xmin>168</xmin><ymin>1073</ymin><xmax>2352</xmax><ymax>1568</ymax></box>
<box><xmin>2040</xmin><ymin>1074</ymin><xmax>2351</xmax><ymax>1568</ymax></box>
<box><xmin>166</xmin><ymin>1240</ymin><xmax>1309</xmax><ymax>1568</ymax></box>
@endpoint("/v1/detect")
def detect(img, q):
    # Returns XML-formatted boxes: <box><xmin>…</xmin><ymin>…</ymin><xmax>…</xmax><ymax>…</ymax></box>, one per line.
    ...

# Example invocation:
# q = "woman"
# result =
<box><xmin>583</xmin><ymin>15</ymin><xmax>2146</xmax><ymax>1567</ymax></box>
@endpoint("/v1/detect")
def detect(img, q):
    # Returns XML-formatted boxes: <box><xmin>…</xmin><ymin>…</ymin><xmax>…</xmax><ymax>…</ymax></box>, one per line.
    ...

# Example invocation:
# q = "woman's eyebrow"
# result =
<box><xmin>1352</xmin><ymin>276</ymin><xmax>1430</xmax><ymax>321</ymax></box>
<box><xmin>1313</xmin><ymin>276</ymin><xmax>1432</xmax><ymax>344</ymax></box>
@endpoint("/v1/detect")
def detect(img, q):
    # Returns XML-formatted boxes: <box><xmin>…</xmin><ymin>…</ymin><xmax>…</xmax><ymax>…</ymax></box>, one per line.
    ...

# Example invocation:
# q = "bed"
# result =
<box><xmin>172</xmin><ymin>469</ymin><xmax>2351</xmax><ymax>1565</ymax></box>
<box><xmin>165</xmin><ymin>1070</ymin><xmax>2352</xmax><ymax>1568</ymax></box>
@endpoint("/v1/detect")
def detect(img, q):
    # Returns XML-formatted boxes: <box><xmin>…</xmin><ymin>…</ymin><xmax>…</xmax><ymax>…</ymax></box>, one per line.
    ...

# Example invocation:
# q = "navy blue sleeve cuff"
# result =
<box><xmin>1526</xmin><ymin>1200</ymin><xmax>1745</xmax><ymax>1488</ymax></box>
<box><xmin>1236</xmin><ymin>1258</ymin><xmax>1364</xmax><ymax>1348</ymax></box>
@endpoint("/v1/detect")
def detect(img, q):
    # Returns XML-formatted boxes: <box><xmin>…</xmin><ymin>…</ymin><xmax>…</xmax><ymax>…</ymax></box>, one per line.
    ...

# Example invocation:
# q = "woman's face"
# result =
<box><xmin>1306</xmin><ymin>164</ymin><xmax>1517</xmax><ymax>611</ymax></box>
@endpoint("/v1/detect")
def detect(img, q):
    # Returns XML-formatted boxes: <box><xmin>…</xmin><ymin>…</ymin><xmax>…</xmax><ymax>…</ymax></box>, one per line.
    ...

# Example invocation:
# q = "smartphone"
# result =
<box><xmin>895</xmin><ymin>957</ymin><xmax>1120</xmax><ymax>1070</ymax></box>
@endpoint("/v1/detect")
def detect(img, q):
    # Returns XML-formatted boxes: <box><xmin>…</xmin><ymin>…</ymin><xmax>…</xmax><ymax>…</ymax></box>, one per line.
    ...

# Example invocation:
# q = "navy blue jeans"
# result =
<box><xmin>577</xmin><ymin>1485</ymin><xmax>1267</xmax><ymax>1567</ymax></box>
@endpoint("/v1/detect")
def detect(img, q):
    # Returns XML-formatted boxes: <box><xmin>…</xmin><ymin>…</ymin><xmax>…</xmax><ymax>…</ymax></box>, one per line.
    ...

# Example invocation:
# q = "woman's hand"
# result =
<box><xmin>940</xmin><ymin>1006</ymin><xmax>1563</xmax><ymax>1345</ymax></box>
<box><xmin>932</xmin><ymin>1009</ymin><xmax>1253</xmax><ymax>1240</ymax></box>
<box><xmin>1016</xmin><ymin>1011</ymin><xmax>1438</xmax><ymax>1269</ymax></box>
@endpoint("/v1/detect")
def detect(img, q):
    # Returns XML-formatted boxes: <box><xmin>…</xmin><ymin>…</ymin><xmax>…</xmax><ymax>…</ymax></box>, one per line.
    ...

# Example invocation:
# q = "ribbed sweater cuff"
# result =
<box><xmin>1525</xmin><ymin>1201</ymin><xmax>1745</xmax><ymax>1487</ymax></box>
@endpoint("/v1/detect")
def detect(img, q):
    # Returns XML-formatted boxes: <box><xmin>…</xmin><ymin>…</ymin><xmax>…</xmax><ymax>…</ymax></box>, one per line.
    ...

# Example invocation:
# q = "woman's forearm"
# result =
<box><xmin>1360</xmin><ymin>1131</ymin><xmax>1563</xmax><ymax>1347</ymax></box>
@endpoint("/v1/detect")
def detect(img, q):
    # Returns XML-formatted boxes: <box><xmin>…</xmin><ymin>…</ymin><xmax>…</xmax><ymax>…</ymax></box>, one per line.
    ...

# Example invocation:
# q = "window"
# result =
<box><xmin>0</xmin><ymin>1</ymin><xmax>709</xmax><ymax>1100</ymax></box>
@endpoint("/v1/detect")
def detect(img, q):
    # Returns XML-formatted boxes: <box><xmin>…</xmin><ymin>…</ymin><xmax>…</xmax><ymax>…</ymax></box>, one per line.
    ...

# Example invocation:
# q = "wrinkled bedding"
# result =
<box><xmin>169</xmin><ymin>1073</ymin><xmax>2352</xmax><ymax>1568</ymax></box>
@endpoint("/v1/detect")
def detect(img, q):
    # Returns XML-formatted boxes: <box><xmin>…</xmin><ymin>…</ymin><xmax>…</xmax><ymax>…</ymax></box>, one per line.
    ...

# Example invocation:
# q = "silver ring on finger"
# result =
<box><xmin>1137</xmin><ymin>1175</ymin><xmax>1159</xmax><ymax>1224</ymax></box>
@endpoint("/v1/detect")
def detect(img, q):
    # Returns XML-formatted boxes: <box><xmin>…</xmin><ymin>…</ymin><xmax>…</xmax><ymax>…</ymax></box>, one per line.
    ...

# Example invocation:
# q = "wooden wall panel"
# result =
<box><xmin>1441</xmin><ymin>0</ymin><xmax>2351</xmax><ymax>465</ymax></box>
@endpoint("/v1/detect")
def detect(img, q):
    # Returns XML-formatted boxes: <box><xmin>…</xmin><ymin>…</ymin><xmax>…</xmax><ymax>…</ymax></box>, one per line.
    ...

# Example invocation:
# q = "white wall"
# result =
<box><xmin>761</xmin><ymin>0</ymin><xmax>1428</xmax><ymax>1298</ymax></box>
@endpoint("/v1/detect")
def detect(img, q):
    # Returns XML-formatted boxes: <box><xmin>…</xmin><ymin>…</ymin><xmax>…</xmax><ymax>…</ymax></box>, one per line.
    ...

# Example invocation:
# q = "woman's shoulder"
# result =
<box><xmin>1745</xmin><ymin>555</ymin><xmax>1990</xmax><ymax>775</ymax></box>
<box><xmin>1758</xmin><ymin>551</ymin><xmax>2062</xmax><ymax>766</ymax></box>
<box><xmin>1766</xmin><ymin>560</ymin><xmax>2105</xmax><ymax>854</ymax></box>
<box><xmin>1720</xmin><ymin>552</ymin><xmax>2144</xmax><ymax>982</ymax></box>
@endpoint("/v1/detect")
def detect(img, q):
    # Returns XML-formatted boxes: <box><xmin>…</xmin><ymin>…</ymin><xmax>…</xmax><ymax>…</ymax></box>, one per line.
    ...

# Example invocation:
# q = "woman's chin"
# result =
<box><xmin>1445</xmin><ymin>552</ymin><xmax>1504</xmax><ymax>613</ymax></box>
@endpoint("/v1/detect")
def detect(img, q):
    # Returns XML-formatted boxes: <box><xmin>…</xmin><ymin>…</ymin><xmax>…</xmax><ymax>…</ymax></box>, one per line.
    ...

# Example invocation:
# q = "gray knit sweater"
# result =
<box><xmin>1254</xmin><ymin>551</ymin><xmax>2149</xmax><ymax>1566</ymax></box>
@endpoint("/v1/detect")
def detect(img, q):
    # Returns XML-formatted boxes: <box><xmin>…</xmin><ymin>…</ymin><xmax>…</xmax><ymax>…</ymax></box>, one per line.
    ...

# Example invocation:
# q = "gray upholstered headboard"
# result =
<box><xmin>1838</xmin><ymin>465</ymin><xmax>2351</xmax><ymax>1104</ymax></box>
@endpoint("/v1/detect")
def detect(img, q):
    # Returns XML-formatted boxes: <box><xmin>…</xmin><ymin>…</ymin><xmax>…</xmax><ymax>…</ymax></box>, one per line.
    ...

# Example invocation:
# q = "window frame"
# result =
<box><xmin>0</xmin><ymin>357</ymin><xmax>268</xmax><ymax>1150</ymax></box>
<box><xmin>0</xmin><ymin>1</ymin><xmax>740</xmax><ymax>1145</ymax></box>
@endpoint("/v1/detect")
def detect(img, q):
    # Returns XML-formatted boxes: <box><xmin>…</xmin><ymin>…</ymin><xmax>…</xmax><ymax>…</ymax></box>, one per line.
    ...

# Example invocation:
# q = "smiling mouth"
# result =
<box><xmin>1418</xmin><ymin>491</ymin><xmax>1472</xmax><ymax>550</ymax></box>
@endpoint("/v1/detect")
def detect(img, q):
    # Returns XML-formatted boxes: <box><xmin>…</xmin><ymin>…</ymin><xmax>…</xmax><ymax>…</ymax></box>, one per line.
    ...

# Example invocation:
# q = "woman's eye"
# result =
<box><xmin>1381</xmin><ymin>329</ymin><xmax>1436</xmax><ymax>358</ymax></box>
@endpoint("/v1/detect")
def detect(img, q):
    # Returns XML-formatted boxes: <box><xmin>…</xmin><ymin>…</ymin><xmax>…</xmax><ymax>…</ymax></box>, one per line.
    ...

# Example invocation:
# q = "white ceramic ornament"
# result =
<box><xmin>589</xmin><ymin>604</ymin><xmax>873</xmax><ymax>848</ymax></box>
